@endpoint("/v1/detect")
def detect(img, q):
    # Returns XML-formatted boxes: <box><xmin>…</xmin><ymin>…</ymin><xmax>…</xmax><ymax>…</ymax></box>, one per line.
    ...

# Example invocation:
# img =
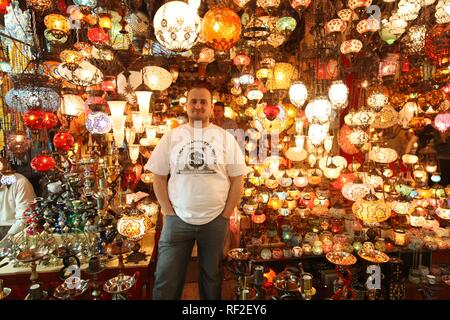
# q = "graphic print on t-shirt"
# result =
<box><xmin>176</xmin><ymin>140</ymin><xmax>217</xmax><ymax>174</ymax></box>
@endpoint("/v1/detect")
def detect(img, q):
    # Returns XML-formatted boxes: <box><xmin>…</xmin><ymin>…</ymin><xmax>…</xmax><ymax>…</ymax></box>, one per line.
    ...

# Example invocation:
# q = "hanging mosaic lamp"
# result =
<box><xmin>153</xmin><ymin>1</ymin><xmax>200</xmax><ymax>52</ymax></box>
<box><xmin>53</xmin><ymin>131</ymin><xmax>75</xmax><ymax>152</ymax></box>
<box><xmin>200</xmin><ymin>5</ymin><xmax>242</xmax><ymax>52</ymax></box>
<box><xmin>31</xmin><ymin>153</ymin><xmax>56</xmax><ymax>172</ymax></box>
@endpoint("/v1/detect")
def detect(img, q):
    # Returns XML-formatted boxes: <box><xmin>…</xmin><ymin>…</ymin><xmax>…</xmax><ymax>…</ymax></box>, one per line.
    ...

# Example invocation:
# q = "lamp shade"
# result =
<box><xmin>342</xmin><ymin>181</ymin><xmax>371</xmax><ymax>201</ymax></box>
<box><xmin>107</xmin><ymin>100</ymin><xmax>126</xmax><ymax>118</ymax></box>
<box><xmin>53</xmin><ymin>131</ymin><xmax>75</xmax><ymax>152</ymax></box>
<box><xmin>352</xmin><ymin>196</ymin><xmax>391</xmax><ymax>223</ymax></box>
<box><xmin>117</xmin><ymin>214</ymin><xmax>146</xmax><ymax>241</ymax></box>
<box><xmin>153</xmin><ymin>1</ymin><xmax>200</xmax><ymax>52</ymax></box>
<box><xmin>86</xmin><ymin>111</ymin><xmax>112</xmax><ymax>134</ymax></box>
<box><xmin>267</xmin><ymin>63</ymin><xmax>296</xmax><ymax>90</ymax></box>
<box><xmin>62</xmin><ymin>94</ymin><xmax>84</xmax><ymax>117</ymax></box>
<box><xmin>44</xmin><ymin>14</ymin><xmax>70</xmax><ymax>40</ymax></box>
<box><xmin>129</xmin><ymin>144</ymin><xmax>140</xmax><ymax>164</ymax></box>
<box><xmin>328</xmin><ymin>80</ymin><xmax>348</xmax><ymax>109</ymax></box>
<box><xmin>200</xmin><ymin>5</ymin><xmax>241</xmax><ymax>52</ymax></box>
<box><xmin>31</xmin><ymin>153</ymin><xmax>56</xmax><ymax>172</ymax></box>
<box><xmin>143</xmin><ymin>66</ymin><xmax>173</xmax><ymax>91</ymax></box>
<box><xmin>289</xmin><ymin>81</ymin><xmax>308</xmax><ymax>107</ymax></box>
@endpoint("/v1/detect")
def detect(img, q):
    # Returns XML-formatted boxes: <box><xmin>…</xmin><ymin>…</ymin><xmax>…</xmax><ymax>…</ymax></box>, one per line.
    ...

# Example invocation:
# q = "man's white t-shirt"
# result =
<box><xmin>0</xmin><ymin>173</ymin><xmax>36</xmax><ymax>235</ymax></box>
<box><xmin>145</xmin><ymin>123</ymin><xmax>248</xmax><ymax>225</ymax></box>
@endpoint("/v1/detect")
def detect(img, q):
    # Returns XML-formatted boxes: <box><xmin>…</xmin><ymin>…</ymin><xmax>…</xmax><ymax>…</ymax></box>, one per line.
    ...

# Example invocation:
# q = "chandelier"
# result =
<box><xmin>5</xmin><ymin>74</ymin><xmax>61</xmax><ymax>112</ymax></box>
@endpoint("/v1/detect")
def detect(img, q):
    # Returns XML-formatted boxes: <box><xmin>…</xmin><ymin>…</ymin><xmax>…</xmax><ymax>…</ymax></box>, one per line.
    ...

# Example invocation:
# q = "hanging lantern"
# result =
<box><xmin>263</xmin><ymin>104</ymin><xmax>280</xmax><ymax>121</ymax></box>
<box><xmin>60</xmin><ymin>50</ymin><xmax>84</xmax><ymax>71</ymax></box>
<box><xmin>44</xmin><ymin>14</ymin><xmax>70</xmax><ymax>41</ymax></box>
<box><xmin>201</xmin><ymin>5</ymin><xmax>241</xmax><ymax>52</ymax></box>
<box><xmin>338</xmin><ymin>125</ymin><xmax>359</xmax><ymax>155</ymax></box>
<box><xmin>435</xmin><ymin>0</ymin><xmax>450</xmax><ymax>24</ymax></box>
<box><xmin>42</xmin><ymin>112</ymin><xmax>58</xmax><ymax>129</ymax></box>
<box><xmin>290</xmin><ymin>0</ymin><xmax>311</xmax><ymax>11</ymax></box>
<box><xmin>434</xmin><ymin>113</ymin><xmax>450</xmax><ymax>132</ymax></box>
<box><xmin>86</xmin><ymin>111</ymin><xmax>112</xmax><ymax>134</ymax></box>
<box><xmin>73</xmin><ymin>0</ymin><xmax>97</xmax><ymax>12</ymax></box>
<box><xmin>267</xmin><ymin>62</ymin><xmax>296</xmax><ymax>90</ymax></box>
<box><xmin>153</xmin><ymin>1</ymin><xmax>200</xmax><ymax>52</ymax></box>
<box><xmin>26</xmin><ymin>0</ymin><xmax>53</xmax><ymax>12</ymax></box>
<box><xmin>23</xmin><ymin>109</ymin><xmax>44</xmax><ymax>130</ymax></box>
<box><xmin>325</xmin><ymin>19</ymin><xmax>347</xmax><ymax>34</ymax></box>
<box><xmin>234</xmin><ymin>0</ymin><xmax>252</xmax><ymax>7</ymax></box>
<box><xmin>257</xmin><ymin>0</ymin><xmax>281</xmax><ymax>13</ymax></box>
<box><xmin>7</xmin><ymin>131</ymin><xmax>31</xmax><ymax>159</ymax></box>
<box><xmin>289</xmin><ymin>81</ymin><xmax>308</xmax><ymax>107</ymax></box>
<box><xmin>276</xmin><ymin>16</ymin><xmax>297</xmax><ymax>33</ymax></box>
<box><xmin>348</xmin><ymin>0</ymin><xmax>372</xmax><ymax>10</ymax></box>
<box><xmin>53</xmin><ymin>131</ymin><xmax>75</xmax><ymax>152</ymax></box>
<box><xmin>233</xmin><ymin>52</ymin><xmax>251</xmax><ymax>70</ymax></box>
<box><xmin>340</xmin><ymin>39</ymin><xmax>363</xmax><ymax>54</ymax></box>
<box><xmin>391</xmin><ymin>200</ymin><xmax>414</xmax><ymax>215</ymax></box>
<box><xmin>338</xmin><ymin>9</ymin><xmax>357</xmax><ymax>21</ymax></box>
<box><xmin>246</xmin><ymin>87</ymin><xmax>264</xmax><ymax>101</ymax></box>
<box><xmin>143</xmin><ymin>66</ymin><xmax>173</xmax><ymax>91</ymax></box>
<box><xmin>98</xmin><ymin>13</ymin><xmax>112</xmax><ymax>29</ymax></box>
<box><xmin>101</xmin><ymin>77</ymin><xmax>116</xmax><ymax>92</ymax></box>
<box><xmin>0</xmin><ymin>0</ymin><xmax>9</xmax><ymax>14</ymax></box>
<box><xmin>328</xmin><ymin>80</ymin><xmax>348</xmax><ymax>109</ymax></box>
<box><xmin>342</xmin><ymin>179</ymin><xmax>371</xmax><ymax>201</ymax></box>
<box><xmin>87</xmin><ymin>27</ymin><xmax>109</xmax><ymax>44</ymax></box>
<box><xmin>369</xmin><ymin>147</ymin><xmax>398</xmax><ymax>164</ymax></box>
<box><xmin>62</xmin><ymin>93</ymin><xmax>84</xmax><ymax>117</ymax></box>
<box><xmin>31</xmin><ymin>153</ymin><xmax>56</xmax><ymax>172</ymax></box>
<box><xmin>356</xmin><ymin>18</ymin><xmax>380</xmax><ymax>34</ymax></box>
<box><xmin>305</xmin><ymin>98</ymin><xmax>332</xmax><ymax>123</ymax></box>
<box><xmin>331</xmin><ymin>172</ymin><xmax>356</xmax><ymax>190</ymax></box>
<box><xmin>352</xmin><ymin>194</ymin><xmax>391</xmax><ymax>223</ymax></box>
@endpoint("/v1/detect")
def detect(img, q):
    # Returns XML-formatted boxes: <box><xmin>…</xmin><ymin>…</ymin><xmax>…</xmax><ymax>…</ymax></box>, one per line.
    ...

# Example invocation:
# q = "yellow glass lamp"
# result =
<box><xmin>352</xmin><ymin>193</ymin><xmax>391</xmax><ymax>223</ymax></box>
<box><xmin>117</xmin><ymin>203</ymin><xmax>147</xmax><ymax>263</ymax></box>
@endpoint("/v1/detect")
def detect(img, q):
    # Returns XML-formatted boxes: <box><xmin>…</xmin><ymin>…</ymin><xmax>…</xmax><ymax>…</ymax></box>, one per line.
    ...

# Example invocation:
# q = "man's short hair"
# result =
<box><xmin>214</xmin><ymin>101</ymin><xmax>225</xmax><ymax>109</ymax></box>
<box><xmin>187</xmin><ymin>81</ymin><xmax>213</xmax><ymax>101</ymax></box>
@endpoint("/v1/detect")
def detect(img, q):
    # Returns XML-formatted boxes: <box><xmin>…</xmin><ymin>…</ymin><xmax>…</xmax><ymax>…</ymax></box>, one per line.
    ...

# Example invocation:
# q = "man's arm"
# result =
<box><xmin>153</xmin><ymin>174</ymin><xmax>175</xmax><ymax>216</ymax></box>
<box><xmin>8</xmin><ymin>178</ymin><xmax>36</xmax><ymax>236</ymax></box>
<box><xmin>221</xmin><ymin>175</ymin><xmax>244</xmax><ymax>219</ymax></box>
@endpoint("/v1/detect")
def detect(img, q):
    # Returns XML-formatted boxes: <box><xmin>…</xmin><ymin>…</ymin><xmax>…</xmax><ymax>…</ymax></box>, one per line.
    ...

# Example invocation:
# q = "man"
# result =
<box><xmin>145</xmin><ymin>84</ymin><xmax>247</xmax><ymax>300</ymax></box>
<box><xmin>212</xmin><ymin>101</ymin><xmax>238</xmax><ymax>131</ymax></box>
<box><xmin>0</xmin><ymin>158</ymin><xmax>36</xmax><ymax>244</ymax></box>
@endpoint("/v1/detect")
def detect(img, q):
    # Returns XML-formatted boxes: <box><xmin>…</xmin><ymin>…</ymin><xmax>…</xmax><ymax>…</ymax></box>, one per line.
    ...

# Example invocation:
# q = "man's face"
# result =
<box><xmin>186</xmin><ymin>88</ymin><xmax>213</xmax><ymax>122</ymax></box>
<box><xmin>213</xmin><ymin>105</ymin><xmax>225</xmax><ymax>120</ymax></box>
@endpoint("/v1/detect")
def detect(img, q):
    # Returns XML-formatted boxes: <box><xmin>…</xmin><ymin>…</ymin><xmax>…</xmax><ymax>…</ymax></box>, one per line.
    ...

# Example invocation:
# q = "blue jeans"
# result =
<box><xmin>152</xmin><ymin>214</ymin><xmax>229</xmax><ymax>300</ymax></box>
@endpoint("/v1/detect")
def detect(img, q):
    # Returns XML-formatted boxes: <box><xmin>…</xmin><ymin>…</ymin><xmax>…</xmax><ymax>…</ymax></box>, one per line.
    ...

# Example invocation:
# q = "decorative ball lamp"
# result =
<box><xmin>200</xmin><ymin>5</ymin><xmax>242</xmax><ymax>52</ymax></box>
<box><xmin>86</xmin><ymin>112</ymin><xmax>112</xmax><ymax>134</ymax></box>
<box><xmin>53</xmin><ymin>131</ymin><xmax>75</xmax><ymax>152</ymax></box>
<box><xmin>153</xmin><ymin>1</ymin><xmax>200</xmax><ymax>52</ymax></box>
<box><xmin>7</xmin><ymin>132</ymin><xmax>31</xmax><ymax>159</ymax></box>
<box><xmin>352</xmin><ymin>193</ymin><xmax>391</xmax><ymax>223</ymax></box>
<box><xmin>434</xmin><ymin>113</ymin><xmax>450</xmax><ymax>132</ymax></box>
<box><xmin>143</xmin><ymin>66</ymin><xmax>173</xmax><ymax>91</ymax></box>
<box><xmin>289</xmin><ymin>81</ymin><xmax>308</xmax><ymax>107</ymax></box>
<box><xmin>31</xmin><ymin>153</ymin><xmax>56</xmax><ymax>172</ymax></box>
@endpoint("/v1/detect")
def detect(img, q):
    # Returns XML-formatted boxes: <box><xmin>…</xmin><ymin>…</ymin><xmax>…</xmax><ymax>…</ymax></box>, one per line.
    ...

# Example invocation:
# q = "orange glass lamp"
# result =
<box><xmin>200</xmin><ymin>5</ymin><xmax>241</xmax><ymax>52</ymax></box>
<box><xmin>60</xmin><ymin>50</ymin><xmax>84</xmax><ymax>71</ymax></box>
<box><xmin>117</xmin><ymin>203</ymin><xmax>147</xmax><ymax>263</ymax></box>
<box><xmin>98</xmin><ymin>13</ymin><xmax>112</xmax><ymax>29</ymax></box>
<box><xmin>44</xmin><ymin>14</ymin><xmax>70</xmax><ymax>41</ymax></box>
